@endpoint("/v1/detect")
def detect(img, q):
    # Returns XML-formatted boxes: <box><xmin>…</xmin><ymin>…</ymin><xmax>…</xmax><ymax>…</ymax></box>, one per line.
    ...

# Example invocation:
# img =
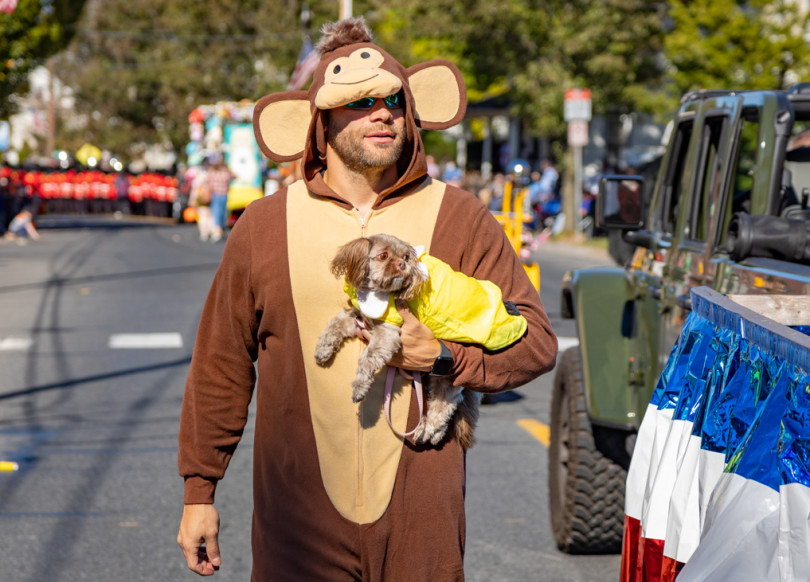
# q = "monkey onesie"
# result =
<box><xmin>178</xmin><ymin>18</ymin><xmax>558</xmax><ymax>582</ymax></box>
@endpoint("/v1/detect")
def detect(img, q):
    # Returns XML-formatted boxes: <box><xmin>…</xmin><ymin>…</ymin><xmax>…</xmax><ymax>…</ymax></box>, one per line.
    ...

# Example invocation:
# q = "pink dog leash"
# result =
<box><xmin>356</xmin><ymin>318</ymin><xmax>425</xmax><ymax>439</ymax></box>
<box><xmin>383</xmin><ymin>366</ymin><xmax>424</xmax><ymax>439</ymax></box>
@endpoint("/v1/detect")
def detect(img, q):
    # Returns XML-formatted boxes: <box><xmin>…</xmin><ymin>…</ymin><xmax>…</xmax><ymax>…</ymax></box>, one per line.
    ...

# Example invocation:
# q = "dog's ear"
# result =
<box><xmin>399</xmin><ymin>258</ymin><xmax>429</xmax><ymax>300</ymax></box>
<box><xmin>331</xmin><ymin>238</ymin><xmax>372</xmax><ymax>288</ymax></box>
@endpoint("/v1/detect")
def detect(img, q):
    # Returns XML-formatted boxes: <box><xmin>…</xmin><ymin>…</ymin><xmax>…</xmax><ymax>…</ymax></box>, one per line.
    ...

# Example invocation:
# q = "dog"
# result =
<box><xmin>313</xmin><ymin>233</ymin><xmax>481</xmax><ymax>449</ymax></box>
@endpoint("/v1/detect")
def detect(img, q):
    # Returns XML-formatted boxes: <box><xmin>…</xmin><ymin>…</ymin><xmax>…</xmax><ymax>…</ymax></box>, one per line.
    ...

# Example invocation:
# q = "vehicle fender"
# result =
<box><xmin>561</xmin><ymin>267</ymin><xmax>635</xmax><ymax>428</ymax></box>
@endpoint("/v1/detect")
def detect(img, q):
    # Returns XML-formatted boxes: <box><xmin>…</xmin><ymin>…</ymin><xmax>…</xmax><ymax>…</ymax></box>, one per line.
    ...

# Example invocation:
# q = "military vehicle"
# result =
<box><xmin>549</xmin><ymin>84</ymin><xmax>810</xmax><ymax>553</ymax></box>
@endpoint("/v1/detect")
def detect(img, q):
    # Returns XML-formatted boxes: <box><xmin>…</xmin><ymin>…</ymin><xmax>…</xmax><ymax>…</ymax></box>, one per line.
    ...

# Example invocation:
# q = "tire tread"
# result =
<box><xmin>548</xmin><ymin>347</ymin><xmax>626</xmax><ymax>554</ymax></box>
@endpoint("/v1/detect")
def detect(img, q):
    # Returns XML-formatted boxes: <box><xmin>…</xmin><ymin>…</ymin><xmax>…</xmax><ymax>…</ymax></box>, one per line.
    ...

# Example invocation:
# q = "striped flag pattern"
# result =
<box><xmin>621</xmin><ymin>288</ymin><xmax>810</xmax><ymax>582</ymax></box>
<box><xmin>287</xmin><ymin>36</ymin><xmax>320</xmax><ymax>91</ymax></box>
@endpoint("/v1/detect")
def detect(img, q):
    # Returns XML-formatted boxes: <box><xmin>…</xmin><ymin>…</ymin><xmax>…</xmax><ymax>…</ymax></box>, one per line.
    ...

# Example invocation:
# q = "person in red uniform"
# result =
<box><xmin>0</xmin><ymin>166</ymin><xmax>11</xmax><ymax>229</ymax></box>
<box><xmin>114</xmin><ymin>171</ymin><xmax>130</xmax><ymax>215</ymax></box>
<box><xmin>21</xmin><ymin>170</ymin><xmax>39</xmax><ymax>217</ymax></box>
<box><xmin>129</xmin><ymin>174</ymin><xmax>143</xmax><ymax>215</ymax></box>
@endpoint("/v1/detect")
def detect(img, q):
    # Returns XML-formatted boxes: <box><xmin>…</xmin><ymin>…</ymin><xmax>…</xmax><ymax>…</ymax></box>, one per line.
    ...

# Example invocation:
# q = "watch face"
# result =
<box><xmin>431</xmin><ymin>355</ymin><xmax>453</xmax><ymax>376</ymax></box>
<box><xmin>431</xmin><ymin>341</ymin><xmax>454</xmax><ymax>376</ymax></box>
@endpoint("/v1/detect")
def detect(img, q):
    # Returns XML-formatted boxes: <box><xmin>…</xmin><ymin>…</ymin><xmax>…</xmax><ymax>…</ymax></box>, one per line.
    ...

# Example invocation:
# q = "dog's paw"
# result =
<box><xmin>313</xmin><ymin>344</ymin><xmax>334</xmax><ymax>366</ymax></box>
<box><xmin>411</xmin><ymin>421</ymin><xmax>427</xmax><ymax>443</ymax></box>
<box><xmin>429</xmin><ymin>425</ymin><xmax>449</xmax><ymax>445</ymax></box>
<box><xmin>351</xmin><ymin>382</ymin><xmax>369</xmax><ymax>403</ymax></box>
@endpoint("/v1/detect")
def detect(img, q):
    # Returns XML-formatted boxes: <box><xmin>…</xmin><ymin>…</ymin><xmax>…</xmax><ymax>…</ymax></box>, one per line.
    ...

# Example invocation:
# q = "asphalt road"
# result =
<box><xmin>0</xmin><ymin>220</ymin><xmax>617</xmax><ymax>581</ymax></box>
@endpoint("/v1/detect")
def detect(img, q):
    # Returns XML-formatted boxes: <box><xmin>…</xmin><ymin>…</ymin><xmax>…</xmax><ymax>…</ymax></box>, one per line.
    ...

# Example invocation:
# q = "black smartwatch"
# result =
<box><xmin>430</xmin><ymin>340</ymin><xmax>454</xmax><ymax>376</ymax></box>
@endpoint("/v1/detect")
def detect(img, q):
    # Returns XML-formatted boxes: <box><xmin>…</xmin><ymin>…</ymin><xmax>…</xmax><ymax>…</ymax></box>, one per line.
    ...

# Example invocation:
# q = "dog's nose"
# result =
<box><xmin>396</xmin><ymin>260</ymin><xmax>406</xmax><ymax>271</ymax></box>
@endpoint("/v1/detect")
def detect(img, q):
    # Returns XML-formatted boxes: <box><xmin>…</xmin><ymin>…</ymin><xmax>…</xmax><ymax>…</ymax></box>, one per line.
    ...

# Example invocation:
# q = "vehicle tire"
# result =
<box><xmin>548</xmin><ymin>347</ymin><xmax>627</xmax><ymax>554</ymax></box>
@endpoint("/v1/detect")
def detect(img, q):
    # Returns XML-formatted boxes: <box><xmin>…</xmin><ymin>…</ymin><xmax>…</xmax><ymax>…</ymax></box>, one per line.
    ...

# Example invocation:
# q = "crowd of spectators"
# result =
<box><xmin>0</xmin><ymin>155</ymin><xmax>565</xmax><ymax>243</ymax></box>
<box><xmin>447</xmin><ymin>157</ymin><xmax>562</xmax><ymax>233</ymax></box>
<box><xmin>0</xmin><ymin>166</ymin><xmax>180</xmax><ymax>236</ymax></box>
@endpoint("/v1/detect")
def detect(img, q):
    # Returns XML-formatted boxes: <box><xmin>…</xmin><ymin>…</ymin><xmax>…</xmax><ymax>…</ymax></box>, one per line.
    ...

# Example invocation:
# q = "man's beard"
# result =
<box><xmin>327</xmin><ymin>118</ymin><xmax>406</xmax><ymax>174</ymax></box>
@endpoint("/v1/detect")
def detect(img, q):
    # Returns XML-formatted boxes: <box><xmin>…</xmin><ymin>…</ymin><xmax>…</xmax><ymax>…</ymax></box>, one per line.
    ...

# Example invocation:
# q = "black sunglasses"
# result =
<box><xmin>345</xmin><ymin>93</ymin><xmax>402</xmax><ymax>110</ymax></box>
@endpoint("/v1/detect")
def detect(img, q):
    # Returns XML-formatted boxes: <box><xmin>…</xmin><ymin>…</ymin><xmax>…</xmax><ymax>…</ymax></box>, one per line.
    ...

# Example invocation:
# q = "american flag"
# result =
<box><xmin>0</xmin><ymin>0</ymin><xmax>18</xmax><ymax>14</ymax></box>
<box><xmin>287</xmin><ymin>36</ymin><xmax>320</xmax><ymax>91</ymax></box>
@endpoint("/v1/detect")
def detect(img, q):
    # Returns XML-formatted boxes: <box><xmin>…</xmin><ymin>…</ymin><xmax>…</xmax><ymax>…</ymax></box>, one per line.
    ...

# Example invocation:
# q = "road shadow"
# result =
<box><xmin>0</xmin><ymin>262</ymin><xmax>220</xmax><ymax>295</ymax></box>
<box><xmin>481</xmin><ymin>390</ymin><xmax>524</xmax><ymax>405</ymax></box>
<box><xmin>0</xmin><ymin>356</ymin><xmax>193</xmax><ymax>401</ymax></box>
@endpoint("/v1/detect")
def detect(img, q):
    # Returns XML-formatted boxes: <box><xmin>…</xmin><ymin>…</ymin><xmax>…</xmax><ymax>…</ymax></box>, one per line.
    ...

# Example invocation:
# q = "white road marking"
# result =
<box><xmin>556</xmin><ymin>336</ymin><xmax>579</xmax><ymax>352</ymax></box>
<box><xmin>109</xmin><ymin>333</ymin><xmax>183</xmax><ymax>349</ymax></box>
<box><xmin>0</xmin><ymin>337</ymin><xmax>34</xmax><ymax>351</ymax></box>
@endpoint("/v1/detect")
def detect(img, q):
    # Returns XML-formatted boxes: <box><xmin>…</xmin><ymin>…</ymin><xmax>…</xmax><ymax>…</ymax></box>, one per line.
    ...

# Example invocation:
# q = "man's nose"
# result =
<box><xmin>368</xmin><ymin>100</ymin><xmax>393</xmax><ymax>123</ymax></box>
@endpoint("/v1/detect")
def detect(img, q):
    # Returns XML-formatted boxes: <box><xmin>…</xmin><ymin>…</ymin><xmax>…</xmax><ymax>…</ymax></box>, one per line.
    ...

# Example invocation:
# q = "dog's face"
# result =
<box><xmin>331</xmin><ymin>234</ymin><xmax>428</xmax><ymax>299</ymax></box>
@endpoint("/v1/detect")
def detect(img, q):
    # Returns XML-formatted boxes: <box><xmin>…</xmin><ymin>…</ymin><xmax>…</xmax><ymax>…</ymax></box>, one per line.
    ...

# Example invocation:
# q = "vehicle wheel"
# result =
<box><xmin>548</xmin><ymin>347</ymin><xmax>627</xmax><ymax>554</ymax></box>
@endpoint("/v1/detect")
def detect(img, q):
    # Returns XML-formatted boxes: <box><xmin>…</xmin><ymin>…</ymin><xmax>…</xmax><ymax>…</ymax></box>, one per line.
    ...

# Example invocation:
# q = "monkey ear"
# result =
<box><xmin>406</xmin><ymin>59</ymin><xmax>467</xmax><ymax>130</ymax></box>
<box><xmin>253</xmin><ymin>92</ymin><xmax>313</xmax><ymax>162</ymax></box>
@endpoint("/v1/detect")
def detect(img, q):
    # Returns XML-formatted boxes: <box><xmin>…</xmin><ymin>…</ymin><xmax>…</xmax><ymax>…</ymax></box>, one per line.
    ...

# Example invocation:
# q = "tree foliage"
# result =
<box><xmin>37</xmin><ymin>0</ymin><xmax>810</xmax><ymax>157</ymax></box>
<box><xmin>664</xmin><ymin>0</ymin><xmax>810</xmax><ymax>94</ymax></box>
<box><xmin>54</xmin><ymin>0</ymin><xmax>370</xmax><ymax>155</ymax></box>
<box><xmin>0</xmin><ymin>0</ymin><xmax>88</xmax><ymax>118</ymax></box>
<box><xmin>374</xmin><ymin>0</ymin><xmax>666</xmax><ymax>138</ymax></box>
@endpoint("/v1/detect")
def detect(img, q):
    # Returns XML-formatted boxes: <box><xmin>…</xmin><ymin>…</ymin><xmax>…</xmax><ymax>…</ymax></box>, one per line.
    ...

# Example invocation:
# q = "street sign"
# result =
<box><xmin>564</xmin><ymin>88</ymin><xmax>592</xmax><ymax>122</ymax></box>
<box><xmin>568</xmin><ymin>120</ymin><xmax>589</xmax><ymax>147</ymax></box>
<box><xmin>565</xmin><ymin>91</ymin><xmax>591</xmax><ymax>236</ymax></box>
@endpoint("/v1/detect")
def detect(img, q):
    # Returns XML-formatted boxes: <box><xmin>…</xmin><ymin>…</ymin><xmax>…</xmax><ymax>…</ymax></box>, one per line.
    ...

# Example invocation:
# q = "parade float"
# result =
<box><xmin>186</xmin><ymin>100</ymin><xmax>264</xmax><ymax>220</ymax></box>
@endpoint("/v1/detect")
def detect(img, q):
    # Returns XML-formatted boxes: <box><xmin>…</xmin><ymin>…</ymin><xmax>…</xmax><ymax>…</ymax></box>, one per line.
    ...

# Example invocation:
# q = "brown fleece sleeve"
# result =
<box><xmin>431</xmin><ymin>188</ymin><xmax>557</xmax><ymax>393</ymax></box>
<box><xmin>178</xmin><ymin>213</ymin><xmax>259</xmax><ymax>504</ymax></box>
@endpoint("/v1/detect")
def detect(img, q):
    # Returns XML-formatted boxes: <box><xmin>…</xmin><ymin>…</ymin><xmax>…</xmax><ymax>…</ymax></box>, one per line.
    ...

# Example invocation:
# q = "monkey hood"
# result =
<box><xmin>251</xmin><ymin>32</ymin><xmax>467</xmax><ymax>210</ymax></box>
<box><xmin>344</xmin><ymin>251</ymin><xmax>528</xmax><ymax>351</ymax></box>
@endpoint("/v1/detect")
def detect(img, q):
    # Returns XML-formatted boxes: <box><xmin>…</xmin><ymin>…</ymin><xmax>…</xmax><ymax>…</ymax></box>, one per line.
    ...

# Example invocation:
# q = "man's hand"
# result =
<box><xmin>178</xmin><ymin>504</ymin><xmax>221</xmax><ymax>576</ymax></box>
<box><xmin>358</xmin><ymin>300</ymin><xmax>440</xmax><ymax>371</ymax></box>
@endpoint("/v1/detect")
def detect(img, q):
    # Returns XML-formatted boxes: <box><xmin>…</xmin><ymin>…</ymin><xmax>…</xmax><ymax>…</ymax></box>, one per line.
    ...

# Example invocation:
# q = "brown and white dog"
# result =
<box><xmin>314</xmin><ymin>234</ymin><xmax>480</xmax><ymax>449</ymax></box>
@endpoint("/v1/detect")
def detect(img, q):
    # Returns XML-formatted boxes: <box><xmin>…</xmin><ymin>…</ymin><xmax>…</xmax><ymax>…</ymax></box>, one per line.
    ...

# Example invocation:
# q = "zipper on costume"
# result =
<box><xmin>351</xmin><ymin>205</ymin><xmax>370</xmax><ymax>511</ymax></box>
<box><xmin>353</xmin><ymin>208</ymin><xmax>368</xmax><ymax>237</ymax></box>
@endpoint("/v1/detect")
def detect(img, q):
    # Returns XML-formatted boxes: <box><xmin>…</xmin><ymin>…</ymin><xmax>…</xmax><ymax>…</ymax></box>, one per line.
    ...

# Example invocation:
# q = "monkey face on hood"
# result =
<box><xmin>314</xmin><ymin>45</ymin><xmax>402</xmax><ymax>110</ymax></box>
<box><xmin>252</xmin><ymin>18</ymin><xmax>467</xmax><ymax>209</ymax></box>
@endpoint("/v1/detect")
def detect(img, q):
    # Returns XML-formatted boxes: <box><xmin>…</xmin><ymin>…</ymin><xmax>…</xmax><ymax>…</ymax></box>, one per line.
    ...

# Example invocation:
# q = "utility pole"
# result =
<box><xmin>46</xmin><ymin>57</ymin><xmax>56</xmax><ymax>162</ymax></box>
<box><xmin>340</xmin><ymin>0</ymin><xmax>352</xmax><ymax>19</ymax></box>
<box><xmin>563</xmin><ymin>88</ymin><xmax>591</xmax><ymax>237</ymax></box>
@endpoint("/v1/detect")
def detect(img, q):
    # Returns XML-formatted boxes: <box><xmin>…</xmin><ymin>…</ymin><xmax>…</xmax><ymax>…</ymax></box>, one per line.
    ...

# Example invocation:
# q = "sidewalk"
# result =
<box><xmin>536</xmin><ymin>238</ymin><xmax>613</xmax><ymax>262</ymax></box>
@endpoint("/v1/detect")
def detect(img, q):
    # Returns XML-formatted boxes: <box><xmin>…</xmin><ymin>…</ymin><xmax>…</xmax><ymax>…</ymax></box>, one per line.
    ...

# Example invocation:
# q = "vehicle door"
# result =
<box><xmin>710</xmin><ymin>93</ymin><xmax>810</xmax><ymax>297</ymax></box>
<box><xmin>628</xmin><ymin>102</ymin><xmax>699</xmax><ymax>421</ymax></box>
<box><xmin>656</xmin><ymin>97</ymin><xmax>741</xmax><ymax>365</ymax></box>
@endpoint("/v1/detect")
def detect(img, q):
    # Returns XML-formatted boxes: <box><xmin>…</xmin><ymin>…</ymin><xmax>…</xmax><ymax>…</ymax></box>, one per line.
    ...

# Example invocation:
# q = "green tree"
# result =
<box><xmin>54</xmin><ymin>0</ymin><xmax>368</xmax><ymax>155</ymax></box>
<box><xmin>512</xmin><ymin>0</ymin><xmax>666</xmax><ymax>137</ymax></box>
<box><xmin>374</xmin><ymin>0</ymin><xmax>666</xmax><ymax>139</ymax></box>
<box><xmin>665</xmin><ymin>0</ymin><xmax>810</xmax><ymax>94</ymax></box>
<box><xmin>0</xmin><ymin>0</ymin><xmax>88</xmax><ymax>118</ymax></box>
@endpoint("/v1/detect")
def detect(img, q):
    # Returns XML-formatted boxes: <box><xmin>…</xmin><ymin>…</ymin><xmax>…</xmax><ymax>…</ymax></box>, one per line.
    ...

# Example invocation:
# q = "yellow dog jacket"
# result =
<box><xmin>344</xmin><ymin>247</ymin><xmax>527</xmax><ymax>351</ymax></box>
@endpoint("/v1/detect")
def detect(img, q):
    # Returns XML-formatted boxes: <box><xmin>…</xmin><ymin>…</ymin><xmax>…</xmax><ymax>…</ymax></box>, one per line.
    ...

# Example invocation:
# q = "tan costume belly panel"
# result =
<box><xmin>286</xmin><ymin>177</ymin><xmax>446</xmax><ymax>524</ymax></box>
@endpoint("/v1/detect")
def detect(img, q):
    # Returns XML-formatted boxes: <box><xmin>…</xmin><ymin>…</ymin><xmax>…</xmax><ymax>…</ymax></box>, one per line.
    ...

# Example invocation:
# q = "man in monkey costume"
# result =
<box><xmin>177</xmin><ymin>17</ymin><xmax>557</xmax><ymax>581</ymax></box>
